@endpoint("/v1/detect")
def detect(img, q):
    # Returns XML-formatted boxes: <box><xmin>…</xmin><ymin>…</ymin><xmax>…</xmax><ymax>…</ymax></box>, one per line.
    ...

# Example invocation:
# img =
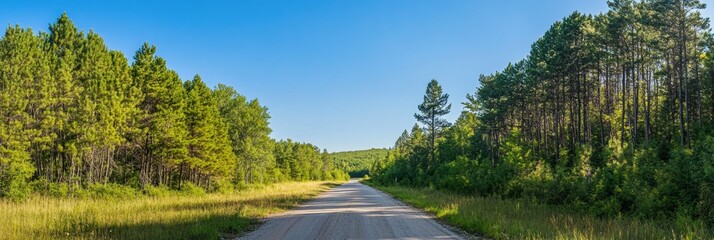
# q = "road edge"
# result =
<box><xmin>361</xmin><ymin>181</ymin><xmax>488</xmax><ymax>240</ymax></box>
<box><xmin>229</xmin><ymin>181</ymin><xmax>347</xmax><ymax>240</ymax></box>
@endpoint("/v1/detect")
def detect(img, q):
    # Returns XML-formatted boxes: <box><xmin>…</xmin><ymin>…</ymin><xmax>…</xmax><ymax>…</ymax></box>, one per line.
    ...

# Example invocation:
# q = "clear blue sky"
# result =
<box><xmin>2</xmin><ymin>1</ymin><xmax>712</xmax><ymax>152</ymax></box>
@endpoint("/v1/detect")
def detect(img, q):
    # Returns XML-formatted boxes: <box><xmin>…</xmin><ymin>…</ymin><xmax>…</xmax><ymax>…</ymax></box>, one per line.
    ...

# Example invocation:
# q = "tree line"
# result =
<box><xmin>331</xmin><ymin>148</ymin><xmax>389</xmax><ymax>178</ymax></box>
<box><xmin>0</xmin><ymin>14</ymin><xmax>348</xmax><ymax>200</ymax></box>
<box><xmin>371</xmin><ymin>0</ymin><xmax>714</xmax><ymax>227</ymax></box>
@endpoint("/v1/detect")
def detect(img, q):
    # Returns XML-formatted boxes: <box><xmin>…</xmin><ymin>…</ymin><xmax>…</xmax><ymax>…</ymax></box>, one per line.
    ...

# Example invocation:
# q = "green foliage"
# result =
<box><xmin>331</xmin><ymin>148</ymin><xmax>388</xmax><ymax>177</ymax></box>
<box><xmin>371</xmin><ymin>183</ymin><xmax>713</xmax><ymax>239</ymax></box>
<box><xmin>143</xmin><ymin>185</ymin><xmax>172</xmax><ymax>197</ymax></box>
<box><xmin>183</xmin><ymin>75</ymin><xmax>235</xmax><ymax>188</ymax></box>
<box><xmin>433</xmin><ymin>156</ymin><xmax>472</xmax><ymax>192</ymax></box>
<box><xmin>0</xmin><ymin>14</ymin><xmax>345</xmax><ymax>200</ymax></box>
<box><xmin>83</xmin><ymin>183</ymin><xmax>139</xmax><ymax>199</ymax></box>
<box><xmin>0</xmin><ymin>25</ymin><xmax>40</xmax><ymax>200</ymax></box>
<box><xmin>180</xmin><ymin>182</ymin><xmax>206</xmax><ymax>196</ymax></box>
<box><xmin>372</xmin><ymin>0</ymin><xmax>714</xmax><ymax>231</ymax></box>
<box><xmin>28</xmin><ymin>180</ymin><xmax>69</xmax><ymax>197</ymax></box>
<box><xmin>131</xmin><ymin>43</ymin><xmax>189</xmax><ymax>187</ymax></box>
<box><xmin>414</xmin><ymin>79</ymin><xmax>451</xmax><ymax>175</ymax></box>
<box><xmin>0</xmin><ymin>157</ymin><xmax>34</xmax><ymax>201</ymax></box>
<box><xmin>273</xmin><ymin>140</ymin><xmax>349</xmax><ymax>182</ymax></box>
<box><xmin>699</xmin><ymin>137</ymin><xmax>714</xmax><ymax>226</ymax></box>
<box><xmin>213</xmin><ymin>84</ymin><xmax>276</xmax><ymax>185</ymax></box>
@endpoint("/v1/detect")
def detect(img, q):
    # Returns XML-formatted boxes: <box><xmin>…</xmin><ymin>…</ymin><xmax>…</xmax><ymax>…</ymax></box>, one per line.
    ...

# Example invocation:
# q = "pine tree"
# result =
<box><xmin>45</xmin><ymin>13</ymin><xmax>84</xmax><ymax>184</ymax></box>
<box><xmin>414</xmin><ymin>79</ymin><xmax>451</xmax><ymax>173</ymax></box>
<box><xmin>75</xmin><ymin>31</ymin><xmax>127</xmax><ymax>184</ymax></box>
<box><xmin>108</xmin><ymin>49</ymin><xmax>142</xmax><ymax>184</ymax></box>
<box><xmin>131</xmin><ymin>43</ymin><xmax>188</xmax><ymax>187</ymax></box>
<box><xmin>240</xmin><ymin>99</ymin><xmax>275</xmax><ymax>183</ymax></box>
<box><xmin>183</xmin><ymin>75</ymin><xmax>234</xmax><ymax>188</ymax></box>
<box><xmin>0</xmin><ymin>13</ymin><xmax>350</xmax><ymax>199</ymax></box>
<box><xmin>213</xmin><ymin>84</ymin><xmax>274</xmax><ymax>184</ymax></box>
<box><xmin>0</xmin><ymin>26</ymin><xmax>40</xmax><ymax>199</ymax></box>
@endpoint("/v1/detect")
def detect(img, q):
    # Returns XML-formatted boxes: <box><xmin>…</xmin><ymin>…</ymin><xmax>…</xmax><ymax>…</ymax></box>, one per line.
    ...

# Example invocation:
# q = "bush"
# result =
<box><xmin>85</xmin><ymin>183</ymin><xmax>139</xmax><ymax>199</ymax></box>
<box><xmin>434</xmin><ymin>156</ymin><xmax>472</xmax><ymax>192</ymax></box>
<box><xmin>180</xmin><ymin>182</ymin><xmax>206</xmax><ymax>196</ymax></box>
<box><xmin>697</xmin><ymin>137</ymin><xmax>714</xmax><ymax>227</ymax></box>
<box><xmin>28</xmin><ymin>179</ymin><xmax>49</xmax><ymax>194</ymax></box>
<box><xmin>144</xmin><ymin>185</ymin><xmax>172</xmax><ymax>197</ymax></box>
<box><xmin>329</xmin><ymin>170</ymin><xmax>349</xmax><ymax>181</ymax></box>
<box><xmin>699</xmin><ymin>183</ymin><xmax>714</xmax><ymax>226</ymax></box>
<box><xmin>211</xmin><ymin>179</ymin><xmax>234</xmax><ymax>194</ymax></box>
<box><xmin>0</xmin><ymin>154</ymin><xmax>35</xmax><ymax>201</ymax></box>
<box><xmin>29</xmin><ymin>180</ymin><xmax>70</xmax><ymax>197</ymax></box>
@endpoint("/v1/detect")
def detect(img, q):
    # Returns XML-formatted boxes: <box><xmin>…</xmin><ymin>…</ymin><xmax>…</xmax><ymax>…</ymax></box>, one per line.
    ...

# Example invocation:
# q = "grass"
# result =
<box><xmin>368</xmin><ymin>183</ymin><xmax>713</xmax><ymax>240</ymax></box>
<box><xmin>0</xmin><ymin>181</ymin><xmax>342</xmax><ymax>240</ymax></box>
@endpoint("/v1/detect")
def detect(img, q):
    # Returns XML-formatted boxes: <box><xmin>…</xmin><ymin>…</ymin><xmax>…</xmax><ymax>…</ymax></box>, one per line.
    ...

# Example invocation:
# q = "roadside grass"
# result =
<box><xmin>368</xmin><ymin>183</ymin><xmax>712</xmax><ymax>240</ymax></box>
<box><xmin>0</xmin><ymin>181</ymin><xmax>341</xmax><ymax>240</ymax></box>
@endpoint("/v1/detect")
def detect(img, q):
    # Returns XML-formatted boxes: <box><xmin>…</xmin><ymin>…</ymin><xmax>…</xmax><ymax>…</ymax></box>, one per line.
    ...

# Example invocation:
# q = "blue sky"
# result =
<box><xmin>2</xmin><ymin>1</ymin><xmax>712</xmax><ymax>152</ymax></box>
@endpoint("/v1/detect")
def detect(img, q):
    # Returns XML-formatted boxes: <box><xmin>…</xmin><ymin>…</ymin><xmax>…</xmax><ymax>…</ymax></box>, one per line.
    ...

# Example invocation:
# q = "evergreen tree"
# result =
<box><xmin>183</xmin><ymin>75</ymin><xmax>234</xmax><ymax>188</ymax></box>
<box><xmin>213</xmin><ymin>84</ymin><xmax>274</xmax><ymax>184</ymax></box>
<box><xmin>373</xmin><ymin>0</ymin><xmax>714</xmax><ymax>226</ymax></box>
<box><xmin>414</xmin><ymin>79</ymin><xmax>451</xmax><ymax>173</ymax></box>
<box><xmin>0</xmin><ymin>26</ymin><xmax>40</xmax><ymax>199</ymax></box>
<box><xmin>108</xmin><ymin>49</ymin><xmax>142</xmax><ymax>185</ymax></box>
<box><xmin>75</xmin><ymin>31</ymin><xmax>127</xmax><ymax>184</ymax></box>
<box><xmin>45</xmin><ymin>13</ymin><xmax>84</xmax><ymax>184</ymax></box>
<box><xmin>131</xmin><ymin>43</ymin><xmax>188</xmax><ymax>187</ymax></box>
<box><xmin>0</xmin><ymin>13</ymin><xmax>347</xmax><ymax>199</ymax></box>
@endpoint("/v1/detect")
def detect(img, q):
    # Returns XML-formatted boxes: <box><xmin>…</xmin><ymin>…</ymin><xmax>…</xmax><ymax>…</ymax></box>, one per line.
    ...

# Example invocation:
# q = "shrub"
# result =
<box><xmin>180</xmin><ymin>182</ymin><xmax>206</xmax><ymax>196</ymax></box>
<box><xmin>211</xmin><ymin>179</ymin><xmax>234</xmax><ymax>194</ymax></box>
<box><xmin>144</xmin><ymin>185</ymin><xmax>172</xmax><ymax>197</ymax></box>
<box><xmin>86</xmin><ymin>183</ymin><xmax>139</xmax><ymax>199</ymax></box>
<box><xmin>0</xmin><ymin>153</ymin><xmax>35</xmax><ymax>201</ymax></box>
<box><xmin>699</xmin><ymin>183</ymin><xmax>714</xmax><ymax>226</ymax></box>
<box><xmin>434</xmin><ymin>156</ymin><xmax>471</xmax><ymax>192</ymax></box>
<box><xmin>29</xmin><ymin>181</ymin><xmax>71</xmax><ymax>197</ymax></box>
<box><xmin>697</xmin><ymin>137</ymin><xmax>714</xmax><ymax>227</ymax></box>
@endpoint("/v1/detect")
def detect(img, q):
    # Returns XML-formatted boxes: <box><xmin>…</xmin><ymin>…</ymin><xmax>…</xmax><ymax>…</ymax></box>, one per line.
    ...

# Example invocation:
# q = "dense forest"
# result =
<box><xmin>330</xmin><ymin>148</ymin><xmax>388</xmax><ymax>177</ymax></box>
<box><xmin>0</xmin><ymin>14</ymin><xmax>348</xmax><ymax>200</ymax></box>
<box><xmin>371</xmin><ymin>0</ymin><xmax>714</xmax><ymax>227</ymax></box>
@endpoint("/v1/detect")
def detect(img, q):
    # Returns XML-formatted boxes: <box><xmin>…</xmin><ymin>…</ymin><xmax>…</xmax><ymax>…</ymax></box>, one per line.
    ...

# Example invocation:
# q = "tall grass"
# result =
<box><xmin>370</xmin><ymin>184</ymin><xmax>712</xmax><ymax>240</ymax></box>
<box><xmin>0</xmin><ymin>181</ymin><xmax>341</xmax><ymax>239</ymax></box>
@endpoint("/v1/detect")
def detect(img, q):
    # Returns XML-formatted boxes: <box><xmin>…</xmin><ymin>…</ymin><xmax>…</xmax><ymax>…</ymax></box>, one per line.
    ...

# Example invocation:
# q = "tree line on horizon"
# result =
<box><xmin>0</xmin><ymin>13</ymin><xmax>348</xmax><ymax>200</ymax></box>
<box><xmin>371</xmin><ymin>0</ymin><xmax>714</xmax><ymax>227</ymax></box>
<box><xmin>330</xmin><ymin>148</ymin><xmax>389</xmax><ymax>178</ymax></box>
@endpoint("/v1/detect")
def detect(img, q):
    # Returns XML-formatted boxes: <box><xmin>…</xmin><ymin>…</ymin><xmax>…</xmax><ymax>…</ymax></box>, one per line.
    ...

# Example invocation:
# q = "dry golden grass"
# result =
<box><xmin>0</xmin><ymin>181</ymin><xmax>341</xmax><ymax>240</ymax></box>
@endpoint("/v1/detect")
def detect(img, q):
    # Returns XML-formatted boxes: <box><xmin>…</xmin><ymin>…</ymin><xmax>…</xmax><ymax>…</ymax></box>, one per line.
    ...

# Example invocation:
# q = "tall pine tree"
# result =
<box><xmin>414</xmin><ymin>79</ymin><xmax>451</xmax><ymax>174</ymax></box>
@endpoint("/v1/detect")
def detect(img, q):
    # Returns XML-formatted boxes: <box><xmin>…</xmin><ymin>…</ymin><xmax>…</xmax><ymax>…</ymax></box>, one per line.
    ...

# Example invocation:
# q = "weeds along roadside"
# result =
<box><xmin>365</xmin><ymin>181</ymin><xmax>712</xmax><ymax>240</ymax></box>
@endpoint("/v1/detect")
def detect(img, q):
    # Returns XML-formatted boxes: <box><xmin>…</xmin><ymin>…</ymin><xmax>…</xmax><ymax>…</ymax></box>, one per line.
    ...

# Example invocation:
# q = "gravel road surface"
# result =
<box><xmin>239</xmin><ymin>180</ymin><xmax>464</xmax><ymax>240</ymax></box>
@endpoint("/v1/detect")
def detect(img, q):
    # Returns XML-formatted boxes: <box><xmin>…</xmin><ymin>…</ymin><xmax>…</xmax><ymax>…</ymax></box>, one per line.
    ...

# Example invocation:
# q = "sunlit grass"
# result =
<box><xmin>370</xmin><ymin>183</ymin><xmax>712</xmax><ymax>240</ymax></box>
<box><xmin>0</xmin><ymin>181</ymin><xmax>342</xmax><ymax>240</ymax></box>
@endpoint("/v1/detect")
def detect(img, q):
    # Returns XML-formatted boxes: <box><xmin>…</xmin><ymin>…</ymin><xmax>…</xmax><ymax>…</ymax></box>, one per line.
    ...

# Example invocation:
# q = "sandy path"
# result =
<box><xmin>239</xmin><ymin>180</ymin><xmax>464</xmax><ymax>240</ymax></box>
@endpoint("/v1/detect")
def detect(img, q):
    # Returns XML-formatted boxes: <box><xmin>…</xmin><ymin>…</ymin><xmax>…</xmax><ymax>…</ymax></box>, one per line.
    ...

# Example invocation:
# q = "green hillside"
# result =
<box><xmin>331</xmin><ymin>148</ymin><xmax>389</xmax><ymax>178</ymax></box>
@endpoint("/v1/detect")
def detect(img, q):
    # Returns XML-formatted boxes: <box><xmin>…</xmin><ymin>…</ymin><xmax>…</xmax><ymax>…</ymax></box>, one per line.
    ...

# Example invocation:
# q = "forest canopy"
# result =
<box><xmin>0</xmin><ymin>14</ymin><xmax>348</xmax><ymax>200</ymax></box>
<box><xmin>331</xmin><ymin>148</ymin><xmax>388</xmax><ymax>178</ymax></box>
<box><xmin>371</xmin><ymin>0</ymin><xmax>714</xmax><ymax>228</ymax></box>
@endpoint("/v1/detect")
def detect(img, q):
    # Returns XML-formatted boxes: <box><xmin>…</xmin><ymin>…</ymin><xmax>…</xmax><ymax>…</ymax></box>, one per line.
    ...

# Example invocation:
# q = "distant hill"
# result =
<box><xmin>331</xmin><ymin>148</ymin><xmax>389</xmax><ymax>178</ymax></box>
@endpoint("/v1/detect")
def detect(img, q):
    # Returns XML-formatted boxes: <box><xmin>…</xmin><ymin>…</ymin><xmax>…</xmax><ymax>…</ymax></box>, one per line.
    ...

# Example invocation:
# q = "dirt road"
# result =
<box><xmin>239</xmin><ymin>180</ymin><xmax>464</xmax><ymax>240</ymax></box>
